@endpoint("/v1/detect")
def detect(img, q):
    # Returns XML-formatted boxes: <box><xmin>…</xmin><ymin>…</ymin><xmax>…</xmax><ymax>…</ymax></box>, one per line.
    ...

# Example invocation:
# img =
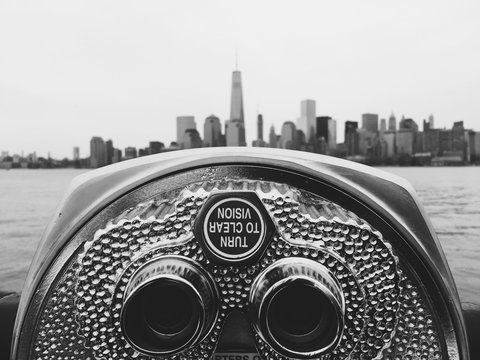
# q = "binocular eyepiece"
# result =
<box><xmin>249</xmin><ymin>258</ymin><xmax>344</xmax><ymax>358</ymax></box>
<box><xmin>121</xmin><ymin>256</ymin><xmax>218</xmax><ymax>355</ymax></box>
<box><xmin>121</xmin><ymin>255</ymin><xmax>344</xmax><ymax>358</ymax></box>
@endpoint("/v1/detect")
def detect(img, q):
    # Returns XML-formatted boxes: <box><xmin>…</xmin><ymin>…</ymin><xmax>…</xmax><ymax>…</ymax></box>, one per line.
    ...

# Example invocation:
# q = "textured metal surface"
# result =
<box><xmin>31</xmin><ymin>179</ymin><xmax>443</xmax><ymax>359</ymax></box>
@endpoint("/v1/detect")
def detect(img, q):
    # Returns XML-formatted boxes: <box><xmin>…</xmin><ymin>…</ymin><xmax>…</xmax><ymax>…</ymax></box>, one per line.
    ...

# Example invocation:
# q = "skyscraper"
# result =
<box><xmin>203</xmin><ymin>115</ymin><xmax>223</xmax><ymax>147</ymax></box>
<box><xmin>269</xmin><ymin>125</ymin><xmax>278</xmax><ymax>148</ymax></box>
<box><xmin>257</xmin><ymin>114</ymin><xmax>264</xmax><ymax>141</ymax></box>
<box><xmin>252</xmin><ymin>114</ymin><xmax>267</xmax><ymax>147</ymax></box>
<box><xmin>149</xmin><ymin>141</ymin><xmax>164</xmax><ymax>154</ymax></box>
<box><xmin>380</xmin><ymin>119</ymin><xmax>387</xmax><ymax>132</ymax></box>
<box><xmin>388</xmin><ymin>113</ymin><xmax>397</xmax><ymax>131</ymax></box>
<box><xmin>428</xmin><ymin>114</ymin><xmax>435</xmax><ymax>129</ymax></box>
<box><xmin>230</xmin><ymin>71</ymin><xmax>244</xmax><ymax>123</ymax></box>
<box><xmin>279</xmin><ymin>121</ymin><xmax>297</xmax><ymax>149</ymax></box>
<box><xmin>73</xmin><ymin>147</ymin><xmax>80</xmax><ymax>161</ymax></box>
<box><xmin>105</xmin><ymin>139</ymin><xmax>113</xmax><ymax>165</ymax></box>
<box><xmin>344</xmin><ymin>121</ymin><xmax>359</xmax><ymax>156</ymax></box>
<box><xmin>316</xmin><ymin>116</ymin><xmax>337</xmax><ymax>152</ymax></box>
<box><xmin>298</xmin><ymin>100</ymin><xmax>316</xmax><ymax>139</ymax></box>
<box><xmin>90</xmin><ymin>136</ymin><xmax>106</xmax><ymax>168</ymax></box>
<box><xmin>362</xmin><ymin>113</ymin><xmax>379</xmax><ymax>133</ymax></box>
<box><xmin>316</xmin><ymin>116</ymin><xmax>330</xmax><ymax>142</ymax></box>
<box><xmin>399</xmin><ymin>118</ymin><xmax>419</xmax><ymax>132</ymax></box>
<box><xmin>225</xmin><ymin>120</ymin><xmax>245</xmax><ymax>146</ymax></box>
<box><xmin>124</xmin><ymin>147</ymin><xmax>137</xmax><ymax>160</ymax></box>
<box><xmin>452</xmin><ymin>121</ymin><xmax>466</xmax><ymax>154</ymax></box>
<box><xmin>177</xmin><ymin>116</ymin><xmax>196</xmax><ymax>146</ymax></box>
<box><xmin>182</xmin><ymin>129</ymin><xmax>203</xmax><ymax>149</ymax></box>
<box><xmin>112</xmin><ymin>148</ymin><xmax>122</xmax><ymax>163</ymax></box>
<box><xmin>226</xmin><ymin>70</ymin><xmax>246</xmax><ymax>146</ymax></box>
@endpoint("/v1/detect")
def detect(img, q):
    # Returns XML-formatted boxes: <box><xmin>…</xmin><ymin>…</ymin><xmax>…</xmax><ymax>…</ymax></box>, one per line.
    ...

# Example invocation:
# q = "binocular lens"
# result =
<box><xmin>250</xmin><ymin>258</ymin><xmax>344</xmax><ymax>358</ymax></box>
<box><xmin>123</xmin><ymin>278</ymin><xmax>202</xmax><ymax>353</ymax></box>
<box><xmin>121</xmin><ymin>256</ymin><xmax>217</xmax><ymax>356</ymax></box>
<box><xmin>143</xmin><ymin>282</ymin><xmax>196</xmax><ymax>337</ymax></box>
<box><xmin>266</xmin><ymin>282</ymin><xmax>339</xmax><ymax>353</ymax></box>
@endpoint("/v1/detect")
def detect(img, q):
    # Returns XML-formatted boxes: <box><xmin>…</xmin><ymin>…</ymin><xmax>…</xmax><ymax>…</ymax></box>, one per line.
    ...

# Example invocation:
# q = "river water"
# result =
<box><xmin>0</xmin><ymin>167</ymin><xmax>479</xmax><ymax>306</ymax></box>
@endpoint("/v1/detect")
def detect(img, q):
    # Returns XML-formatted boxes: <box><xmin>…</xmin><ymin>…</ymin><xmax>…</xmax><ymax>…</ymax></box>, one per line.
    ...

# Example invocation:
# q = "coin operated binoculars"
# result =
<box><xmin>10</xmin><ymin>148</ymin><xmax>470</xmax><ymax>359</ymax></box>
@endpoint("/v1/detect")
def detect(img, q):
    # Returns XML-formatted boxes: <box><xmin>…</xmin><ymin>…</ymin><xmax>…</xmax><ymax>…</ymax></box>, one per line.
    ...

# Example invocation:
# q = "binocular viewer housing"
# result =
<box><xmin>9</xmin><ymin>148</ymin><xmax>470</xmax><ymax>359</ymax></box>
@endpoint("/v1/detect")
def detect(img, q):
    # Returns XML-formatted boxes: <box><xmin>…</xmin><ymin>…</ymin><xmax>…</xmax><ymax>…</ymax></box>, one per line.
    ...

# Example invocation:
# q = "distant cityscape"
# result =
<box><xmin>1</xmin><ymin>68</ymin><xmax>480</xmax><ymax>169</ymax></box>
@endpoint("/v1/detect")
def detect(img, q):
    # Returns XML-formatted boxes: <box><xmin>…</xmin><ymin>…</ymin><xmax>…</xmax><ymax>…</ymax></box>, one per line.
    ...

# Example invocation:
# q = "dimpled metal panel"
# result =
<box><xmin>31</xmin><ymin>180</ymin><xmax>442</xmax><ymax>360</ymax></box>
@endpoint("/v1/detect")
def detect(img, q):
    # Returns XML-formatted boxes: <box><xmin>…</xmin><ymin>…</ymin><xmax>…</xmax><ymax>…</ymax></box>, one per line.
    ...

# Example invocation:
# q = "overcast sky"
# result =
<box><xmin>1</xmin><ymin>0</ymin><xmax>479</xmax><ymax>158</ymax></box>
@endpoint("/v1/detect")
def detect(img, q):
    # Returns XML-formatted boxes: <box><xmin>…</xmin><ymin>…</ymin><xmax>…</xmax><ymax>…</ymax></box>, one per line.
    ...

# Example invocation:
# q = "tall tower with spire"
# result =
<box><xmin>226</xmin><ymin>68</ymin><xmax>246</xmax><ymax>146</ymax></box>
<box><xmin>230</xmin><ymin>71</ymin><xmax>244</xmax><ymax>123</ymax></box>
<box><xmin>388</xmin><ymin>112</ymin><xmax>397</xmax><ymax>131</ymax></box>
<box><xmin>257</xmin><ymin>114</ymin><xmax>263</xmax><ymax>141</ymax></box>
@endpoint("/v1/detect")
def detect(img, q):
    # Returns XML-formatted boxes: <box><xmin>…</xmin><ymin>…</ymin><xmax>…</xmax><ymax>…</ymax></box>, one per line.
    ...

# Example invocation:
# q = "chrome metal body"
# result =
<box><xmin>11</xmin><ymin>147</ymin><xmax>468</xmax><ymax>359</ymax></box>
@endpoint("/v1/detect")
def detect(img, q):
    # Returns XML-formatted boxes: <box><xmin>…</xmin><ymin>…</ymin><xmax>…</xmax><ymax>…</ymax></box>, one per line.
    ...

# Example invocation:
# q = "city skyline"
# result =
<box><xmin>2</xmin><ymin>103</ymin><xmax>480</xmax><ymax>162</ymax></box>
<box><xmin>0</xmin><ymin>59</ymin><xmax>480</xmax><ymax>162</ymax></box>
<box><xmin>4</xmin><ymin>98</ymin><xmax>479</xmax><ymax>168</ymax></box>
<box><xmin>2</xmin><ymin>66</ymin><xmax>478</xmax><ymax>160</ymax></box>
<box><xmin>1</xmin><ymin>1</ymin><xmax>480</xmax><ymax>159</ymax></box>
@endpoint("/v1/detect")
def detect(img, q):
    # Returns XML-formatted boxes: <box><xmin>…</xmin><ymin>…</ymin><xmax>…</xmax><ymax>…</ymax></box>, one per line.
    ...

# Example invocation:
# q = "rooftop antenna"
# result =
<box><xmin>235</xmin><ymin>49</ymin><xmax>238</xmax><ymax>71</ymax></box>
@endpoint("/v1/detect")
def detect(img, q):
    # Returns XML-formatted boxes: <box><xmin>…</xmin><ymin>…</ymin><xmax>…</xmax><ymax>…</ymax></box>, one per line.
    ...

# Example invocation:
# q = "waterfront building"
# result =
<box><xmin>329</xmin><ymin>118</ymin><xmax>337</xmax><ymax>151</ymax></box>
<box><xmin>345</xmin><ymin>121</ymin><xmax>359</xmax><ymax>156</ymax></box>
<box><xmin>225</xmin><ymin>120</ymin><xmax>245</xmax><ymax>146</ymax></box>
<box><xmin>396</xmin><ymin>130</ymin><xmax>414</xmax><ymax>155</ymax></box>
<box><xmin>316</xmin><ymin>116</ymin><xmax>330</xmax><ymax>142</ymax></box>
<box><xmin>469</xmin><ymin>131</ymin><xmax>480</xmax><ymax>162</ymax></box>
<box><xmin>73</xmin><ymin>147</ymin><xmax>80</xmax><ymax>161</ymax></box>
<box><xmin>230</xmin><ymin>71</ymin><xmax>244</xmax><ymax>124</ymax></box>
<box><xmin>414</xmin><ymin>132</ymin><xmax>425</xmax><ymax>154</ymax></box>
<box><xmin>423</xmin><ymin>119</ymin><xmax>431</xmax><ymax>131</ymax></box>
<box><xmin>269</xmin><ymin>125</ymin><xmax>278</xmax><ymax>148</ymax></box>
<box><xmin>380</xmin><ymin>119</ymin><xmax>387</xmax><ymax>132</ymax></box>
<box><xmin>298</xmin><ymin>100</ymin><xmax>316</xmax><ymax>140</ymax></box>
<box><xmin>423</xmin><ymin>129</ymin><xmax>440</xmax><ymax>156</ymax></box>
<box><xmin>316</xmin><ymin>116</ymin><xmax>337</xmax><ymax>153</ymax></box>
<box><xmin>428</xmin><ymin>114</ymin><xmax>435</xmax><ymax>129</ymax></box>
<box><xmin>257</xmin><ymin>114</ymin><xmax>264</xmax><ymax>141</ymax></box>
<box><xmin>27</xmin><ymin>152</ymin><xmax>38</xmax><ymax>164</ymax></box>
<box><xmin>124</xmin><ymin>147</ymin><xmax>137</xmax><ymax>160</ymax></box>
<box><xmin>181</xmin><ymin>129</ymin><xmax>203</xmax><ymax>149</ymax></box>
<box><xmin>252</xmin><ymin>114</ymin><xmax>267</xmax><ymax>147</ymax></box>
<box><xmin>203</xmin><ymin>115</ymin><xmax>223</xmax><ymax>147</ymax></box>
<box><xmin>362</xmin><ymin>113</ymin><xmax>378</xmax><ymax>133</ymax></box>
<box><xmin>279</xmin><ymin>121</ymin><xmax>297</xmax><ymax>149</ymax></box>
<box><xmin>90</xmin><ymin>136</ymin><xmax>106</xmax><ymax>168</ymax></box>
<box><xmin>452</xmin><ymin>121</ymin><xmax>466</xmax><ymax>155</ymax></box>
<box><xmin>317</xmin><ymin>137</ymin><xmax>328</xmax><ymax>154</ymax></box>
<box><xmin>296</xmin><ymin>130</ymin><xmax>307</xmax><ymax>150</ymax></box>
<box><xmin>399</xmin><ymin>118</ymin><xmax>419</xmax><ymax>132</ymax></box>
<box><xmin>106</xmin><ymin>139</ymin><xmax>113</xmax><ymax>165</ymax></box>
<box><xmin>358</xmin><ymin>128</ymin><xmax>376</xmax><ymax>156</ymax></box>
<box><xmin>388</xmin><ymin>113</ymin><xmax>397</xmax><ymax>131</ymax></box>
<box><xmin>383</xmin><ymin>132</ymin><xmax>396</xmax><ymax>158</ymax></box>
<box><xmin>112</xmin><ymin>148</ymin><xmax>122</xmax><ymax>163</ymax></box>
<box><xmin>176</xmin><ymin>116</ymin><xmax>196</xmax><ymax>146</ymax></box>
<box><xmin>227</xmin><ymin>70</ymin><xmax>246</xmax><ymax>146</ymax></box>
<box><xmin>149</xmin><ymin>141</ymin><xmax>164</xmax><ymax>154</ymax></box>
<box><xmin>439</xmin><ymin>129</ymin><xmax>453</xmax><ymax>154</ymax></box>
<box><xmin>464</xmin><ymin>130</ymin><xmax>471</xmax><ymax>163</ymax></box>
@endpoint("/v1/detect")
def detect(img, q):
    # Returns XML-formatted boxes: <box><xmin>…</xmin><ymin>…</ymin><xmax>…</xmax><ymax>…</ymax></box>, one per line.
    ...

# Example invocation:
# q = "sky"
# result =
<box><xmin>1</xmin><ymin>0</ymin><xmax>479</xmax><ymax>159</ymax></box>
